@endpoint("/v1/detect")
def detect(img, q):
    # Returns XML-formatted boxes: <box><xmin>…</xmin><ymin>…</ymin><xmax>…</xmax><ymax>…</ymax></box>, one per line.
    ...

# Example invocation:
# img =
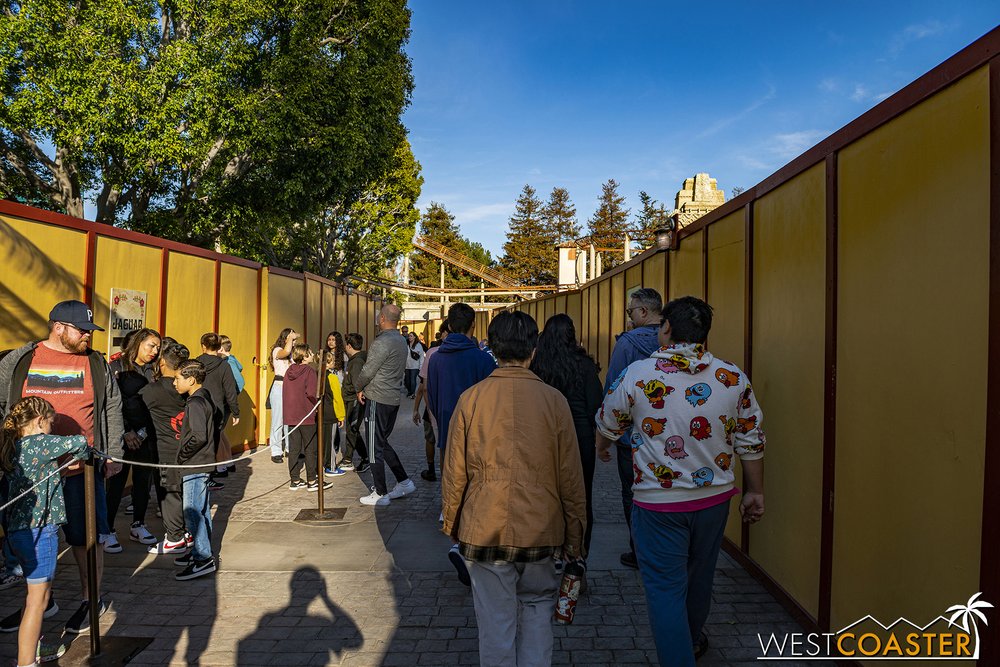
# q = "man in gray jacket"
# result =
<box><xmin>0</xmin><ymin>300</ymin><xmax>124</xmax><ymax>634</ymax></box>
<box><xmin>355</xmin><ymin>304</ymin><xmax>415</xmax><ymax>506</ymax></box>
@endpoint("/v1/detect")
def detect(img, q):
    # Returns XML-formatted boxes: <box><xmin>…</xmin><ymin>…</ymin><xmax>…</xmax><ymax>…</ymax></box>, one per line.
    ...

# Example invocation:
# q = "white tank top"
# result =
<box><xmin>272</xmin><ymin>347</ymin><xmax>291</xmax><ymax>378</ymax></box>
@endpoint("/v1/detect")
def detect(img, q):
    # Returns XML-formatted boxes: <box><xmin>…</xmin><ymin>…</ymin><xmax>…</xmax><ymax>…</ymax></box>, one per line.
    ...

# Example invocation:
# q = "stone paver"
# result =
<box><xmin>0</xmin><ymin>394</ymin><xmax>822</xmax><ymax>665</ymax></box>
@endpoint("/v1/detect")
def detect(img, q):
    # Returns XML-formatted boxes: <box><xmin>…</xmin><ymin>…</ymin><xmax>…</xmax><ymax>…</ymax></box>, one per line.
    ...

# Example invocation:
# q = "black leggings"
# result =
<box><xmin>322</xmin><ymin>422</ymin><xmax>341</xmax><ymax>469</ymax></box>
<box><xmin>107</xmin><ymin>461</ymin><xmax>154</xmax><ymax>527</ymax></box>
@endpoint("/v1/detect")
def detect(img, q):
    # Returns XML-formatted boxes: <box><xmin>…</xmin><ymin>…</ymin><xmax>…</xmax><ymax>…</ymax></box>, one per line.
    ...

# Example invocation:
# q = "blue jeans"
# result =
<box><xmin>7</xmin><ymin>524</ymin><xmax>59</xmax><ymax>584</ymax></box>
<box><xmin>182</xmin><ymin>474</ymin><xmax>213</xmax><ymax>562</ymax></box>
<box><xmin>632</xmin><ymin>501</ymin><xmax>730</xmax><ymax>667</ymax></box>
<box><xmin>269</xmin><ymin>381</ymin><xmax>287</xmax><ymax>456</ymax></box>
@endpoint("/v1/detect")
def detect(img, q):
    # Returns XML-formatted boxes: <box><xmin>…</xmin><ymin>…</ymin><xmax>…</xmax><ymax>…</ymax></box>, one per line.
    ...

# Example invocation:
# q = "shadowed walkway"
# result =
<box><xmin>0</xmin><ymin>395</ymin><xmax>822</xmax><ymax>666</ymax></box>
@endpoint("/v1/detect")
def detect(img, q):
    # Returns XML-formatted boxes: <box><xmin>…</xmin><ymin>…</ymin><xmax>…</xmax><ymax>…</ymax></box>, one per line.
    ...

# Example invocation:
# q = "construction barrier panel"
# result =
<box><xmin>0</xmin><ymin>202</ymin><xmax>381</xmax><ymax>450</ymax></box>
<box><xmin>502</xmin><ymin>27</ymin><xmax>1000</xmax><ymax>659</ymax></box>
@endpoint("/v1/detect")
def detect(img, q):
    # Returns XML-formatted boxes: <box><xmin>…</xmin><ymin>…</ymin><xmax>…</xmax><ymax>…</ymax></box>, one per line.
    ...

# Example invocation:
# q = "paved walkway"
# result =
<box><xmin>0</xmin><ymin>396</ymin><xmax>818</xmax><ymax>666</ymax></box>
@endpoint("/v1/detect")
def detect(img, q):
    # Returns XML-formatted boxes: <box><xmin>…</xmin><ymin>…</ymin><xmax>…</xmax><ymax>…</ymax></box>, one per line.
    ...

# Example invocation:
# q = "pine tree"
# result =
<box><xmin>633</xmin><ymin>191</ymin><xmax>671</xmax><ymax>248</ymax></box>
<box><xmin>588</xmin><ymin>179</ymin><xmax>630</xmax><ymax>269</ymax></box>
<box><xmin>544</xmin><ymin>187</ymin><xmax>580</xmax><ymax>245</ymax></box>
<box><xmin>501</xmin><ymin>185</ymin><xmax>554</xmax><ymax>285</ymax></box>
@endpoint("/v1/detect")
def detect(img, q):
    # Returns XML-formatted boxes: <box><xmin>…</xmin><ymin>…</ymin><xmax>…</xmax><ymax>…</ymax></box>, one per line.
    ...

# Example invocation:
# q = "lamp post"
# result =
<box><xmin>654</xmin><ymin>217</ymin><xmax>678</xmax><ymax>251</ymax></box>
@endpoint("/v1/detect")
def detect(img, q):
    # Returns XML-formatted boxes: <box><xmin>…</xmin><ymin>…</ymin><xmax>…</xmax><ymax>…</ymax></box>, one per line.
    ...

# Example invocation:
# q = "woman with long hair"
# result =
<box><xmin>105</xmin><ymin>327</ymin><xmax>162</xmax><ymax>553</ymax></box>
<box><xmin>529</xmin><ymin>313</ymin><xmax>602</xmax><ymax>559</ymax></box>
<box><xmin>268</xmin><ymin>328</ymin><xmax>299</xmax><ymax>462</ymax></box>
<box><xmin>324</xmin><ymin>332</ymin><xmax>346</xmax><ymax>381</ymax></box>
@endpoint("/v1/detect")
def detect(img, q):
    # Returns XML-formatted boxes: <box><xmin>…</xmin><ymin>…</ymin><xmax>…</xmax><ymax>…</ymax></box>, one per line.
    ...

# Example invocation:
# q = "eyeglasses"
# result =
<box><xmin>625</xmin><ymin>306</ymin><xmax>645</xmax><ymax>316</ymax></box>
<box><xmin>59</xmin><ymin>322</ymin><xmax>90</xmax><ymax>335</ymax></box>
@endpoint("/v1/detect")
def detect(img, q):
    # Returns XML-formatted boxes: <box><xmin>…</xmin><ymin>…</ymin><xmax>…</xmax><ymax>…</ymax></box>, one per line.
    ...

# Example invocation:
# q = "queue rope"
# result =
<box><xmin>0</xmin><ymin>458</ymin><xmax>79</xmax><ymax>513</ymax></box>
<box><xmin>93</xmin><ymin>399</ymin><xmax>322</xmax><ymax>470</ymax></box>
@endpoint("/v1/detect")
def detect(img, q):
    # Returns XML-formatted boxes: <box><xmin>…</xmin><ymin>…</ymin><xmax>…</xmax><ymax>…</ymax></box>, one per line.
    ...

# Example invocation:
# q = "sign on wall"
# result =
<box><xmin>109</xmin><ymin>288</ymin><xmax>147</xmax><ymax>354</ymax></box>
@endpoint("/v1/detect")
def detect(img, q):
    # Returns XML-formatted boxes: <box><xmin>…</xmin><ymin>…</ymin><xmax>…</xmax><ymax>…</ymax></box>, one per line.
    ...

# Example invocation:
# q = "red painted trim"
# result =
<box><xmin>741</xmin><ymin>203</ymin><xmax>754</xmax><ymax>555</ymax></box>
<box><xmin>819</xmin><ymin>153</ymin><xmax>839</xmax><ymax>632</ymax></box>
<box><xmin>212</xmin><ymin>260</ymin><xmax>221</xmax><ymax>332</ymax></box>
<box><xmin>979</xmin><ymin>55</ymin><xmax>1000</xmax><ymax>666</ymax></box>
<box><xmin>0</xmin><ymin>199</ymin><xmax>261</xmax><ymax>269</ymax></box>
<box><xmin>158</xmin><ymin>249</ymin><xmax>169</xmax><ymax>335</ymax></box>
<box><xmin>83</xmin><ymin>230</ymin><xmax>96</xmax><ymax>307</ymax></box>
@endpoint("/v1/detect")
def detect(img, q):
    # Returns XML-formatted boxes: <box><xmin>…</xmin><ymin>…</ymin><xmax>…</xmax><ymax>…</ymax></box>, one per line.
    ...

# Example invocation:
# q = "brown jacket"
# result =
<box><xmin>441</xmin><ymin>366</ymin><xmax>587</xmax><ymax>558</ymax></box>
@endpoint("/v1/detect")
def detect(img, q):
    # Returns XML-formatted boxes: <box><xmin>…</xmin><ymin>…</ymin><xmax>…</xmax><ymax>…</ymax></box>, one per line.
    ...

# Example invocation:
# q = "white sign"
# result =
<box><xmin>109</xmin><ymin>288</ymin><xmax>147</xmax><ymax>354</ymax></box>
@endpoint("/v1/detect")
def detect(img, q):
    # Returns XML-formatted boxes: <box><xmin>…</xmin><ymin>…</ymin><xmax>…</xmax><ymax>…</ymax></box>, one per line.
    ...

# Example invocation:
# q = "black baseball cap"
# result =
<box><xmin>49</xmin><ymin>300</ymin><xmax>104</xmax><ymax>332</ymax></box>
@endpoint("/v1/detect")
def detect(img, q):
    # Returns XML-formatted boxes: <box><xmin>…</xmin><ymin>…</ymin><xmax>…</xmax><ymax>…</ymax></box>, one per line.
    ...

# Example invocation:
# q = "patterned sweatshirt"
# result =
<box><xmin>5</xmin><ymin>434</ymin><xmax>90</xmax><ymax>531</ymax></box>
<box><xmin>596</xmin><ymin>343</ymin><xmax>766</xmax><ymax>507</ymax></box>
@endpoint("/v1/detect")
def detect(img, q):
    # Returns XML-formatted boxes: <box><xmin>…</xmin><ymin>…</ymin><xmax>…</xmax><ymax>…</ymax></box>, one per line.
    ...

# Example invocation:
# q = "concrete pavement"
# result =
<box><xmin>0</xmin><ymin>395</ymin><xmax>823</xmax><ymax>665</ymax></box>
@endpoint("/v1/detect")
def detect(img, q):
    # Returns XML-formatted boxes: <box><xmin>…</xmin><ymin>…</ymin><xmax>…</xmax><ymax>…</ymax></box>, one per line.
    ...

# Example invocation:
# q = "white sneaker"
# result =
<box><xmin>102</xmin><ymin>531</ymin><xmax>123</xmax><ymax>554</ymax></box>
<box><xmin>359</xmin><ymin>488</ymin><xmax>390</xmax><ymax>507</ymax></box>
<box><xmin>129</xmin><ymin>522</ymin><xmax>157</xmax><ymax>545</ymax></box>
<box><xmin>387</xmin><ymin>479</ymin><xmax>416</xmax><ymax>500</ymax></box>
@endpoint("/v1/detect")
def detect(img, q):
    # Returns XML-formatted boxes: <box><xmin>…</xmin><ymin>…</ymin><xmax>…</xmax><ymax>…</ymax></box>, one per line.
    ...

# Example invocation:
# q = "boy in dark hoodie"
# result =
<box><xmin>172</xmin><ymin>360</ymin><xmax>219</xmax><ymax>580</ymax></box>
<box><xmin>283</xmin><ymin>344</ymin><xmax>332</xmax><ymax>492</ymax></box>
<box><xmin>140</xmin><ymin>343</ymin><xmax>191</xmax><ymax>556</ymax></box>
<box><xmin>196</xmin><ymin>333</ymin><xmax>240</xmax><ymax>474</ymax></box>
<box><xmin>426</xmin><ymin>302</ymin><xmax>496</xmax><ymax>584</ymax></box>
<box><xmin>605</xmin><ymin>287</ymin><xmax>663</xmax><ymax>569</ymax></box>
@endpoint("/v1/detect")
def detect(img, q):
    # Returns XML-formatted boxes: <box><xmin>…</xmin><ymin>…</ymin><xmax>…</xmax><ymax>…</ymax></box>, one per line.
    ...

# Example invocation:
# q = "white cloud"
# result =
<box><xmin>769</xmin><ymin>130</ymin><xmax>828</xmax><ymax>160</ymax></box>
<box><xmin>819</xmin><ymin>78</ymin><xmax>839</xmax><ymax>93</ymax></box>
<box><xmin>453</xmin><ymin>202</ymin><xmax>513</xmax><ymax>222</ymax></box>
<box><xmin>888</xmin><ymin>20</ymin><xmax>952</xmax><ymax>58</ymax></box>
<box><xmin>850</xmin><ymin>84</ymin><xmax>870</xmax><ymax>103</ymax></box>
<box><xmin>695</xmin><ymin>84</ymin><xmax>777</xmax><ymax>139</ymax></box>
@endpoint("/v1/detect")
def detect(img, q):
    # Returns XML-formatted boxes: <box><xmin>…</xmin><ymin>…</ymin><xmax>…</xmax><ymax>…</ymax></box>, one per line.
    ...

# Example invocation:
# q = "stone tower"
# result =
<box><xmin>671</xmin><ymin>173</ymin><xmax>726</xmax><ymax>228</ymax></box>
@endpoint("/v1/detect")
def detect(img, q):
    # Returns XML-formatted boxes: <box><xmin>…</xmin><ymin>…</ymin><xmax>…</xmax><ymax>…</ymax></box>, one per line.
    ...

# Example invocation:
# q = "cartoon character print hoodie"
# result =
<box><xmin>596</xmin><ymin>343</ymin><xmax>766</xmax><ymax>506</ymax></box>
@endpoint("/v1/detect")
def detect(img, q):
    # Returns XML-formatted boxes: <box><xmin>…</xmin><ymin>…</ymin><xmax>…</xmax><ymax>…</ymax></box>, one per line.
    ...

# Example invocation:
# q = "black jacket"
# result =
<box><xmin>196</xmin><ymin>353</ymin><xmax>240</xmax><ymax>420</ymax></box>
<box><xmin>556</xmin><ymin>357</ymin><xmax>603</xmax><ymax>451</ymax></box>
<box><xmin>109</xmin><ymin>358</ymin><xmax>158</xmax><ymax>462</ymax></box>
<box><xmin>139</xmin><ymin>377</ymin><xmax>187</xmax><ymax>490</ymax></box>
<box><xmin>177</xmin><ymin>388</ymin><xmax>219</xmax><ymax>471</ymax></box>
<box><xmin>341</xmin><ymin>351</ymin><xmax>367</xmax><ymax>399</ymax></box>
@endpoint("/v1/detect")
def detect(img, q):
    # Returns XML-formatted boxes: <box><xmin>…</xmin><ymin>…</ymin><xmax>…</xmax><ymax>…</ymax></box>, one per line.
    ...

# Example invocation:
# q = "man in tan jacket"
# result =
<box><xmin>442</xmin><ymin>310</ymin><xmax>586</xmax><ymax>667</ymax></box>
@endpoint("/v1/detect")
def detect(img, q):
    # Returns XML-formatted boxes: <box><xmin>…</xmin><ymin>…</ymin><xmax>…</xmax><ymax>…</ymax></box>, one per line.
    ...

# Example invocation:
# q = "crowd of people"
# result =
<box><xmin>0</xmin><ymin>288</ymin><xmax>767</xmax><ymax>667</ymax></box>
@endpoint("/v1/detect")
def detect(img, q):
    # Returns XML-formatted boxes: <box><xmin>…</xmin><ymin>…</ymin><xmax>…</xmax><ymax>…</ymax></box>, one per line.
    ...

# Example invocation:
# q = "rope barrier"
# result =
<box><xmin>0</xmin><ymin>458</ymin><xmax>79</xmax><ymax>513</ymax></box>
<box><xmin>93</xmin><ymin>399</ymin><xmax>322</xmax><ymax>470</ymax></box>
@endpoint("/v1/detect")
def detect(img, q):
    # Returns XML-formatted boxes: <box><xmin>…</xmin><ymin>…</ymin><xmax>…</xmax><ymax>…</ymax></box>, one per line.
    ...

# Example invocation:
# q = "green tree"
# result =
<box><xmin>588</xmin><ymin>179</ymin><xmax>630</xmax><ymax>269</ymax></box>
<box><xmin>543</xmin><ymin>187</ymin><xmax>580</xmax><ymax>245</ymax></box>
<box><xmin>249</xmin><ymin>138</ymin><xmax>422</xmax><ymax>279</ymax></box>
<box><xmin>409</xmin><ymin>203</ymin><xmax>493</xmax><ymax>293</ymax></box>
<box><xmin>501</xmin><ymin>184</ymin><xmax>553</xmax><ymax>285</ymax></box>
<box><xmin>0</xmin><ymin>0</ymin><xmax>413</xmax><ymax>254</ymax></box>
<box><xmin>633</xmin><ymin>191</ymin><xmax>671</xmax><ymax>247</ymax></box>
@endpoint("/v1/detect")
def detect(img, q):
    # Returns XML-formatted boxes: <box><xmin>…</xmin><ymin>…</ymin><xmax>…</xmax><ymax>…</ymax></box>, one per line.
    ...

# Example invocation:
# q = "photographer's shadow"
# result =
<box><xmin>236</xmin><ymin>566</ymin><xmax>362</xmax><ymax>666</ymax></box>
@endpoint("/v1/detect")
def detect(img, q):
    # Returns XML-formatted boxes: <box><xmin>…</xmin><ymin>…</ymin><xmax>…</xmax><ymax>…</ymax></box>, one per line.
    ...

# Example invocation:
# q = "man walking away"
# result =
<box><xmin>354</xmin><ymin>305</ymin><xmax>414</xmax><ymax>506</ymax></box>
<box><xmin>605</xmin><ymin>287</ymin><xmax>662</xmax><ymax>569</ymax></box>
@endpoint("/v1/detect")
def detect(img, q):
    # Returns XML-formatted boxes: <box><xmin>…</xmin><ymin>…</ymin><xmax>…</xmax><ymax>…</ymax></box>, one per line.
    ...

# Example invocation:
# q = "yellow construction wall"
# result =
<box><xmin>91</xmin><ymin>238</ymin><xmax>162</xmax><ymax>355</ymax></box>
<box><xmin>609</xmin><ymin>273</ymin><xmax>625</xmax><ymax>359</ymax></box>
<box><xmin>335</xmin><ymin>288</ymin><xmax>348</xmax><ymax>334</ymax></box>
<box><xmin>565</xmin><ymin>292</ymin><xmax>582</xmax><ymax>335</ymax></box>
<box><xmin>164</xmin><ymin>252</ymin><xmax>215</xmax><ymax>351</ymax></box>
<box><xmin>304</xmin><ymin>278</ymin><xmax>322</xmax><ymax>350</ymax></box>
<box><xmin>218</xmin><ymin>263</ymin><xmax>259</xmax><ymax>447</ymax></box>
<box><xmin>641</xmin><ymin>251</ymin><xmax>668</xmax><ymax>304</ymax></box>
<box><xmin>596</xmin><ymin>279</ymin><xmax>611</xmax><ymax>378</ymax></box>
<box><xmin>670</xmin><ymin>228</ymin><xmax>704</xmax><ymax>300</ymax></box>
<box><xmin>832</xmin><ymin>67</ymin><xmax>989</xmax><ymax>627</ymax></box>
<box><xmin>749</xmin><ymin>163</ymin><xmax>827</xmax><ymax>618</ymax></box>
<box><xmin>0</xmin><ymin>217</ymin><xmax>87</xmax><ymax>349</ymax></box>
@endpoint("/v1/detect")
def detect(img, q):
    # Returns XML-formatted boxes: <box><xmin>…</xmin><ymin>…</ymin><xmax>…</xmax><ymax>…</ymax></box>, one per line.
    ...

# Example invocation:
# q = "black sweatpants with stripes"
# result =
<box><xmin>365</xmin><ymin>400</ymin><xmax>409</xmax><ymax>496</ymax></box>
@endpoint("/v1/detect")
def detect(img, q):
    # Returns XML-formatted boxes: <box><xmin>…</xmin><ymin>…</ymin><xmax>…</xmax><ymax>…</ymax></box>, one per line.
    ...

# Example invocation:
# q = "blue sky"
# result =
<box><xmin>403</xmin><ymin>2</ymin><xmax>1000</xmax><ymax>257</ymax></box>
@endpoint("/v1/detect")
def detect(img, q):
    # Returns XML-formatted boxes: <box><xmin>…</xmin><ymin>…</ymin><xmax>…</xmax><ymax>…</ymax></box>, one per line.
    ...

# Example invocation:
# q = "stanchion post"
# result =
<box><xmin>83</xmin><ymin>457</ymin><xmax>102</xmax><ymax>657</ymax></box>
<box><xmin>316</xmin><ymin>351</ymin><xmax>327</xmax><ymax>514</ymax></box>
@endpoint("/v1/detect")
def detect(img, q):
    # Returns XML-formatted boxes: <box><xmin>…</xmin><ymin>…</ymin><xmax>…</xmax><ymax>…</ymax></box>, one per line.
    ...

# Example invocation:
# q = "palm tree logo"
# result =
<box><xmin>946</xmin><ymin>592</ymin><xmax>993</xmax><ymax>658</ymax></box>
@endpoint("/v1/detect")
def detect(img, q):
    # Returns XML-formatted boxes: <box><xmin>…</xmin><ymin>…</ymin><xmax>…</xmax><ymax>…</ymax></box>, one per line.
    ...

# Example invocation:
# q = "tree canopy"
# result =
<box><xmin>0</xmin><ymin>0</ymin><xmax>414</xmax><ymax>260</ymax></box>
<box><xmin>633</xmin><ymin>191</ymin><xmax>671</xmax><ymax>247</ymax></box>
<box><xmin>588</xmin><ymin>178</ymin><xmax>630</xmax><ymax>269</ymax></box>
<box><xmin>500</xmin><ymin>184</ymin><xmax>553</xmax><ymax>286</ymax></box>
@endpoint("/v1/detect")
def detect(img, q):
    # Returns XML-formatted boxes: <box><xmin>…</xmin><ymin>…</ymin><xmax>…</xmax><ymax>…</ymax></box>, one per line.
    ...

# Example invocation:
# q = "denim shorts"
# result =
<box><xmin>61</xmin><ymin>471</ymin><xmax>111</xmax><ymax>547</ymax></box>
<box><xmin>7</xmin><ymin>524</ymin><xmax>59</xmax><ymax>584</ymax></box>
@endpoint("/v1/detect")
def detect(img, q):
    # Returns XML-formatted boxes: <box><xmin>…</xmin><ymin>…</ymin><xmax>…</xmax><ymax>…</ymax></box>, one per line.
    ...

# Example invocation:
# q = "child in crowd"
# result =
<box><xmin>140</xmin><ymin>342</ymin><xmax>191</xmax><ymax>555</ymax></box>
<box><xmin>322</xmin><ymin>351</ymin><xmax>346</xmax><ymax>477</ymax></box>
<box><xmin>2</xmin><ymin>396</ymin><xmax>90</xmax><ymax>664</ymax></box>
<box><xmin>341</xmin><ymin>334</ymin><xmax>368</xmax><ymax>472</ymax></box>
<box><xmin>215</xmin><ymin>335</ymin><xmax>243</xmax><ymax>478</ymax></box>
<box><xmin>283</xmin><ymin>344</ymin><xmax>331</xmax><ymax>492</ymax></box>
<box><xmin>196</xmin><ymin>333</ymin><xmax>240</xmax><ymax>491</ymax></box>
<box><xmin>172</xmin><ymin>360</ymin><xmax>219</xmax><ymax>580</ymax></box>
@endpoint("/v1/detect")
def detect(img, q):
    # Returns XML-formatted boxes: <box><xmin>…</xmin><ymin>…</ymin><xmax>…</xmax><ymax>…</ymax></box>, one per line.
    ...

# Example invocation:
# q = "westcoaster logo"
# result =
<box><xmin>757</xmin><ymin>593</ymin><xmax>992</xmax><ymax>660</ymax></box>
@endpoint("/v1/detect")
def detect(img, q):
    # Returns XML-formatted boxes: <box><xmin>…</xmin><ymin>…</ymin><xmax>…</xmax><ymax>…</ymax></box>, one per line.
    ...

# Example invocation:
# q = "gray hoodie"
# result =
<box><xmin>355</xmin><ymin>329</ymin><xmax>407</xmax><ymax>406</ymax></box>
